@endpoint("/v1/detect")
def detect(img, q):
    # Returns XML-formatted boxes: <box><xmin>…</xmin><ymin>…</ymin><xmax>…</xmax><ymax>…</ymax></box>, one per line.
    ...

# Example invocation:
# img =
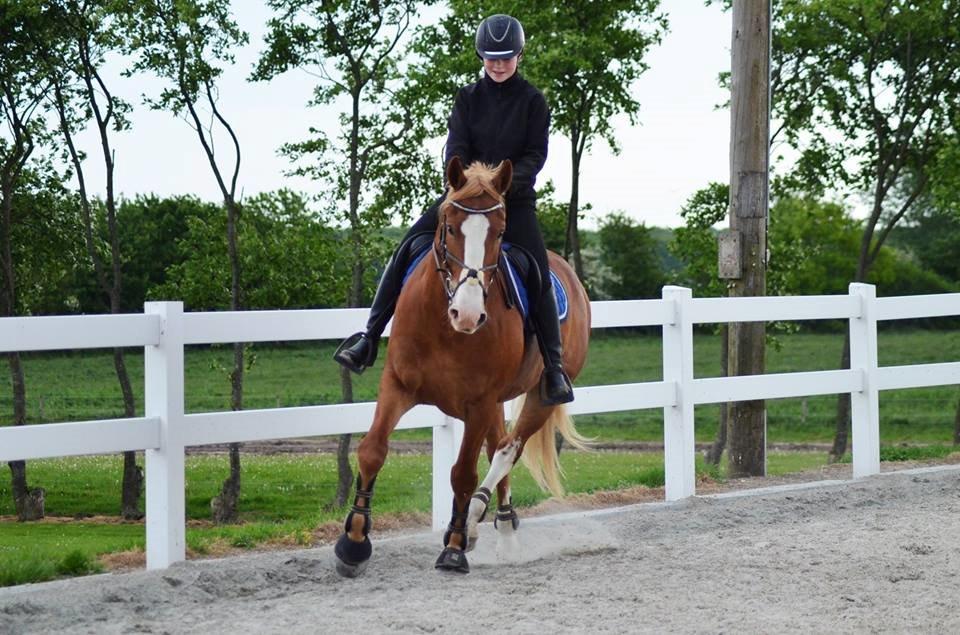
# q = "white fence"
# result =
<box><xmin>1</xmin><ymin>283</ymin><xmax>960</xmax><ymax>570</ymax></box>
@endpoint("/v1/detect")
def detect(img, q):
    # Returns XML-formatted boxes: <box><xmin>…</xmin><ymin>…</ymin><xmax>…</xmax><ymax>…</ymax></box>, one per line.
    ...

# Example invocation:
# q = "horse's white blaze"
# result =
<box><xmin>449</xmin><ymin>213</ymin><xmax>489</xmax><ymax>332</ymax></box>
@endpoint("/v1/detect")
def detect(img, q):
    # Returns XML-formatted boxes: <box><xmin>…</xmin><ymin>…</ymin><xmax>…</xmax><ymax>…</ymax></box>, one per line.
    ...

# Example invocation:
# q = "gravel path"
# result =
<box><xmin>3</xmin><ymin>466</ymin><xmax>960</xmax><ymax>634</ymax></box>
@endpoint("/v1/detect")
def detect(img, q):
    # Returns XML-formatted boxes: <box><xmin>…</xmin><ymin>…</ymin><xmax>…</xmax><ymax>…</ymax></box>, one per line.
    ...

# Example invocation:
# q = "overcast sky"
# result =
<box><xmin>74</xmin><ymin>2</ymin><xmax>732</xmax><ymax>229</ymax></box>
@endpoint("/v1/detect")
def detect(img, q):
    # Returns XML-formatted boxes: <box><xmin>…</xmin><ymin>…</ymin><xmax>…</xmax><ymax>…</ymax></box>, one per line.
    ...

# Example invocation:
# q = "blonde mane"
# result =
<box><xmin>444</xmin><ymin>162</ymin><xmax>504</xmax><ymax>208</ymax></box>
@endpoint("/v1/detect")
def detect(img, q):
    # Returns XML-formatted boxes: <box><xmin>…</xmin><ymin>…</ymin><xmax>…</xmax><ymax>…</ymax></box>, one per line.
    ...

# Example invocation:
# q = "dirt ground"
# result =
<box><xmin>3</xmin><ymin>463</ymin><xmax>960</xmax><ymax>634</ymax></box>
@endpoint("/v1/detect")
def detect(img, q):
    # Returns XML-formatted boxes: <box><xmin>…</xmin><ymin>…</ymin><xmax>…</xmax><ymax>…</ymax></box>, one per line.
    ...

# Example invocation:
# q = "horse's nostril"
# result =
<box><xmin>449</xmin><ymin>308</ymin><xmax>459</xmax><ymax>320</ymax></box>
<box><xmin>477</xmin><ymin>313</ymin><xmax>487</xmax><ymax>326</ymax></box>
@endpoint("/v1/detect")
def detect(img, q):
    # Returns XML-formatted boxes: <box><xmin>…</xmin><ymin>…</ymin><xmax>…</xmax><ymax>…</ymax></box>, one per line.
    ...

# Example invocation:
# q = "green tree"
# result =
<box><xmin>41</xmin><ymin>0</ymin><xmax>146</xmax><ymax>519</ymax></box>
<box><xmin>254</xmin><ymin>0</ymin><xmax>435</xmax><ymax>508</ymax></box>
<box><xmin>155</xmin><ymin>190</ymin><xmax>341</xmax><ymax>310</ymax></box>
<box><xmin>594</xmin><ymin>212</ymin><xmax>664</xmax><ymax>300</ymax></box>
<box><xmin>669</xmin><ymin>182</ymin><xmax>728</xmax><ymax>298</ymax></box>
<box><xmin>117</xmin><ymin>0</ymin><xmax>250</xmax><ymax>522</ymax></box>
<box><xmin>409</xmin><ymin>0</ymin><xmax>668</xmax><ymax>281</ymax></box>
<box><xmin>0</xmin><ymin>0</ymin><xmax>62</xmax><ymax>521</ymax></box>
<box><xmin>773</xmin><ymin>0</ymin><xmax>960</xmax><ymax>460</ymax></box>
<box><xmin>109</xmin><ymin>195</ymin><xmax>221</xmax><ymax>311</ymax></box>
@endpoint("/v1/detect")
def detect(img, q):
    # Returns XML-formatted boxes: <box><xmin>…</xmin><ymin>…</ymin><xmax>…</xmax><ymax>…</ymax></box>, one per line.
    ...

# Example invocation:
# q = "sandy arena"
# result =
<box><xmin>2</xmin><ymin>466</ymin><xmax>960</xmax><ymax>634</ymax></box>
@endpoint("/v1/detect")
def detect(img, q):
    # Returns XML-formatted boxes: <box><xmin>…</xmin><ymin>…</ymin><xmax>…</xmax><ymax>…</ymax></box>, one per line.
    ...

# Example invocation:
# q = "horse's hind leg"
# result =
<box><xmin>334</xmin><ymin>372</ymin><xmax>413</xmax><ymax>578</ymax></box>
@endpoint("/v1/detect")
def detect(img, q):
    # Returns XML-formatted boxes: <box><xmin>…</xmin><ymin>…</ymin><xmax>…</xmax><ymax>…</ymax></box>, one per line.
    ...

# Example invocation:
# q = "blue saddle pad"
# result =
<box><xmin>403</xmin><ymin>243</ymin><xmax>567</xmax><ymax>323</ymax></box>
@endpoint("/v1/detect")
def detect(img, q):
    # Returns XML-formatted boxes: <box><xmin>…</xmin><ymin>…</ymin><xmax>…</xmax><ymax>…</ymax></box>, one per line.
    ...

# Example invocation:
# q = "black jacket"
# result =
<box><xmin>444</xmin><ymin>72</ymin><xmax>550</xmax><ymax>202</ymax></box>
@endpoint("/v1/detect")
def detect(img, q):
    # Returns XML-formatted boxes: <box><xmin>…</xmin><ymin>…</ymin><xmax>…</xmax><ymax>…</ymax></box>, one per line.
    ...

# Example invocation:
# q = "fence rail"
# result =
<box><xmin>1</xmin><ymin>283</ymin><xmax>959</xmax><ymax>570</ymax></box>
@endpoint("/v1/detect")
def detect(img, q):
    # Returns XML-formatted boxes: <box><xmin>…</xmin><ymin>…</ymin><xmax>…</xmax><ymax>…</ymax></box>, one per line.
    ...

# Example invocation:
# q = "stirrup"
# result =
<box><xmin>539</xmin><ymin>366</ymin><xmax>574</xmax><ymax>406</ymax></box>
<box><xmin>334</xmin><ymin>332</ymin><xmax>373</xmax><ymax>374</ymax></box>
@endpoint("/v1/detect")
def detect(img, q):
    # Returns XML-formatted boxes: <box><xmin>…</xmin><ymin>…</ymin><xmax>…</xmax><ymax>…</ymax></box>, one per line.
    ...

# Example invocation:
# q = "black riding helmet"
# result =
<box><xmin>475</xmin><ymin>14</ymin><xmax>525</xmax><ymax>60</ymax></box>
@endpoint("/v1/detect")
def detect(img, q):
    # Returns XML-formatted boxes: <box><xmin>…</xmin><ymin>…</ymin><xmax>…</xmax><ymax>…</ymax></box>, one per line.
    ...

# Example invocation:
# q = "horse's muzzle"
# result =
<box><xmin>448</xmin><ymin>306</ymin><xmax>487</xmax><ymax>334</ymax></box>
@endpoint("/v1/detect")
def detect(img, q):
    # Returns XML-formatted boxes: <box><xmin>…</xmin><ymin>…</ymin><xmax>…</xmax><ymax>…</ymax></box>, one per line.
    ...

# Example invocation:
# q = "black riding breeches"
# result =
<box><xmin>405</xmin><ymin>195</ymin><xmax>553</xmax><ymax>294</ymax></box>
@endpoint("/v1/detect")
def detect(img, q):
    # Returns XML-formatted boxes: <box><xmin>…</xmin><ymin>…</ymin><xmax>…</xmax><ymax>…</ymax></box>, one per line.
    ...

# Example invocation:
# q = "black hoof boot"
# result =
<box><xmin>434</xmin><ymin>547</ymin><xmax>470</xmax><ymax>573</ymax></box>
<box><xmin>334</xmin><ymin>533</ymin><xmax>371</xmax><ymax>578</ymax></box>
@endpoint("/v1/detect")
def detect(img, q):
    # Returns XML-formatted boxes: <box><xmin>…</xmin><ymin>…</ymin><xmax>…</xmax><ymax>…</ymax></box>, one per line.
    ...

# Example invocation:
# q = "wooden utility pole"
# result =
<box><xmin>720</xmin><ymin>0</ymin><xmax>770</xmax><ymax>478</ymax></box>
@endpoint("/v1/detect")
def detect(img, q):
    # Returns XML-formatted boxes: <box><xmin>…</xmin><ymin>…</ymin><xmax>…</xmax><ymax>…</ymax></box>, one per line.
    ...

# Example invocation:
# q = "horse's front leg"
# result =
<box><xmin>334</xmin><ymin>371</ymin><xmax>413</xmax><ymax>578</ymax></box>
<box><xmin>434</xmin><ymin>402</ymin><xmax>493</xmax><ymax>574</ymax></box>
<box><xmin>466</xmin><ymin>407</ymin><xmax>521</xmax><ymax>559</ymax></box>
<box><xmin>465</xmin><ymin>407</ymin><xmax>512</xmax><ymax>550</ymax></box>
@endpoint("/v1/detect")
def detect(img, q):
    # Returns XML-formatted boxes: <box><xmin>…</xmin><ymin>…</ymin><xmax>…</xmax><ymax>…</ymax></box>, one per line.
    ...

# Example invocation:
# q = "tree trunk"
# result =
<box><xmin>830</xmin><ymin>333</ymin><xmax>853</xmax><ymax>462</ymax></box>
<box><xmin>565</xmin><ymin>134</ymin><xmax>585</xmax><ymax>281</ymax></box>
<box><xmin>212</xmin><ymin>190</ymin><xmax>245</xmax><ymax>523</ymax></box>
<box><xmin>705</xmin><ymin>325</ymin><xmax>729</xmax><ymax>466</ymax></box>
<box><xmin>108</xmin><ymin>346</ymin><xmax>143</xmax><ymax>519</ymax></box>
<box><xmin>7</xmin><ymin>352</ymin><xmax>44</xmax><ymax>520</ymax></box>
<box><xmin>725</xmin><ymin>0</ymin><xmax>770</xmax><ymax>479</ymax></box>
<box><xmin>953</xmin><ymin>389</ymin><xmax>960</xmax><ymax>446</ymax></box>
<box><xmin>213</xmin><ymin>340</ymin><xmax>245</xmax><ymax>524</ymax></box>
<box><xmin>332</xmin><ymin>235</ymin><xmax>363</xmax><ymax>508</ymax></box>
<box><xmin>212</xmin><ymin>443</ymin><xmax>242</xmax><ymax>524</ymax></box>
<box><xmin>332</xmin><ymin>362</ymin><xmax>355</xmax><ymax>509</ymax></box>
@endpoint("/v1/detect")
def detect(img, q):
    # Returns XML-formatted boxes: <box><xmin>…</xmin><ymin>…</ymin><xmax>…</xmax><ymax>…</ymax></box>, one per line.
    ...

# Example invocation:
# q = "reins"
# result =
<box><xmin>433</xmin><ymin>199</ymin><xmax>505</xmax><ymax>303</ymax></box>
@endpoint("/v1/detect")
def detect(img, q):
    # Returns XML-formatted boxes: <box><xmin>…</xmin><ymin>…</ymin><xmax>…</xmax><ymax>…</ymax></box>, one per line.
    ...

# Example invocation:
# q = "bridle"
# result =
<box><xmin>433</xmin><ymin>198</ymin><xmax>505</xmax><ymax>304</ymax></box>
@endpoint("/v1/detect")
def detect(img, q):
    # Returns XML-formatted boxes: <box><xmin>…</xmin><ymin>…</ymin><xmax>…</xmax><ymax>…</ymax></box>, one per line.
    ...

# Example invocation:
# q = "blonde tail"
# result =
<box><xmin>512</xmin><ymin>397</ymin><xmax>591</xmax><ymax>498</ymax></box>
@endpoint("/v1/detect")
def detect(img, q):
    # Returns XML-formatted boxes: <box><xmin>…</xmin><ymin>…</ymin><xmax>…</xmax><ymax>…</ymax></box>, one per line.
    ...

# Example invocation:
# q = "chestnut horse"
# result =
<box><xmin>335</xmin><ymin>157</ymin><xmax>590</xmax><ymax>576</ymax></box>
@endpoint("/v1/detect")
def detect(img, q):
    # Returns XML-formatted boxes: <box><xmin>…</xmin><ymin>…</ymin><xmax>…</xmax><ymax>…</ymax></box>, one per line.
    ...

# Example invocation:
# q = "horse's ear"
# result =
<box><xmin>493</xmin><ymin>159</ymin><xmax>513</xmax><ymax>196</ymax></box>
<box><xmin>446</xmin><ymin>156</ymin><xmax>467</xmax><ymax>191</ymax></box>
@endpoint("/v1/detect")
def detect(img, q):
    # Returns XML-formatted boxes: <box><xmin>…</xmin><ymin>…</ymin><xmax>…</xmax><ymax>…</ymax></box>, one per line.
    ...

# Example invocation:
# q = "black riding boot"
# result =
<box><xmin>334</xmin><ymin>232</ymin><xmax>432</xmax><ymax>374</ymax></box>
<box><xmin>532</xmin><ymin>285</ymin><xmax>574</xmax><ymax>405</ymax></box>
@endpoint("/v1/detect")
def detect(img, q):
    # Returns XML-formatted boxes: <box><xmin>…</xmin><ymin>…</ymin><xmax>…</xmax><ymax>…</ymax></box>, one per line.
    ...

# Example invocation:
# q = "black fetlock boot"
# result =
<box><xmin>435</xmin><ymin>503</ymin><xmax>470</xmax><ymax>574</ymax></box>
<box><xmin>334</xmin><ymin>232</ymin><xmax>433</xmax><ymax>374</ymax></box>
<box><xmin>334</xmin><ymin>473</ymin><xmax>377</xmax><ymax>578</ymax></box>
<box><xmin>533</xmin><ymin>285</ymin><xmax>574</xmax><ymax>405</ymax></box>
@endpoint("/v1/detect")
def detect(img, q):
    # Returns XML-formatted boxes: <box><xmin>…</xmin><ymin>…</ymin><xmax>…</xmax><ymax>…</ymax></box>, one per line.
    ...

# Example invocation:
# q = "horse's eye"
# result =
<box><xmin>497</xmin><ymin>230</ymin><xmax>505</xmax><ymax>239</ymax></box>
<box><xmin>446</xmin><ymin>224</ymin><xmax>456</xmax><ymax>237</ymax></box>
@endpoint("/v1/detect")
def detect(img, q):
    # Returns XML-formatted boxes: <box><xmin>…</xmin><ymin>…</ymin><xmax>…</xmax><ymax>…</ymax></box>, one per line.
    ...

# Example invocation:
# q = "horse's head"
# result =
<box><xmin>435</xmin><ymin>156</ymin><xmax>512</xmax><ymax>334</ymax></box>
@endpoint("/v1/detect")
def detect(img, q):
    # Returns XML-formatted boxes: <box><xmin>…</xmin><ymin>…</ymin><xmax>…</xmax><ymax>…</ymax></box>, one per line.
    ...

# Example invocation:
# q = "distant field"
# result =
<box><xmin>3</xmin><ymin>329</ymin><xmax>959</xmax><ymax>444</ymax></box>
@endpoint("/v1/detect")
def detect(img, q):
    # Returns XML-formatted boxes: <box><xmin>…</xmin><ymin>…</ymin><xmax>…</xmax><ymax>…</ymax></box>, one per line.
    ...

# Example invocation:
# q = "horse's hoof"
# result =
<box><xmin>434</xmin><ymin>547</ymin><xmax>470</xmax><ymax>573</ymax></box>
<box><xmin>334</xmin><ymin>533</ymin><xmax>371</xmax><ymax>578</ymax></box>
<box><xmin>335</xmin><ymin>556</ymin><xmax>369</xmax><ymax>578</ymax></box>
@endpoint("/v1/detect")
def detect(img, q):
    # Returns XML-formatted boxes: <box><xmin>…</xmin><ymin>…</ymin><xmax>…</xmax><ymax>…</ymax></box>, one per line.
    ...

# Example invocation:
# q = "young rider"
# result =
<box><xmin>334</xmin><ymin>14</ymin><xmax>574</xmax><ymax>405</ymax></box>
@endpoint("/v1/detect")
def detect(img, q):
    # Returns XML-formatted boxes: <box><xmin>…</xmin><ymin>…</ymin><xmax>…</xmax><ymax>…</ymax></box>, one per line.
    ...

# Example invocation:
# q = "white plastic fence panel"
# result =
<box><xmin>849</xmin><ymin>284</ymin><xmax>880</xmax><ymax>479</ymax></box>
<box><xmin>432</xmin><ymin>417</ymin><xmax>464</xmax><ymax>531</ymax></box>
<box><xmin>661</xmin><ymin>286</ymin><xmax>695</xmax><ymax>502</ymax></box>
<box><xmin>181</xmin><ymin>404</ymin><xmax>446</xmax><ymax>447</ymax></box>
<box><xmin>875</xmin><ymin>293</ymin><xmax>960</xmax><ymax>321</ymax></box>
<box><xmin>0</xmin><ymin>417</ymin><xmax>160</xmax><ymax>462</ymax></box>
<box><xmin>689</xmin><ymin>295</ymin><xmax>860</xmax><ymax>325</ymax></box>
<box><xmin>692</xmin><ymin>369</ymin><xmax>862</xmax><ymax>405</ymax></box>
<box><xmin>0</xmin><ymin>314</ymin><xmax>161</xmax><ymax>353</ymax></box>
<box><xmin>144</xmin><ymin>302</ymin><xmax>187</xmax><ymax>571</ymax></box>
<box><xmin>876</xmin><ymin>362</ymin><xmax>960</xmax><ymax>391</ymax></box>
<box><xmin>589</xmin><ymin>299</ymin><xmax>673</xmax><ymax>328</ymax></box>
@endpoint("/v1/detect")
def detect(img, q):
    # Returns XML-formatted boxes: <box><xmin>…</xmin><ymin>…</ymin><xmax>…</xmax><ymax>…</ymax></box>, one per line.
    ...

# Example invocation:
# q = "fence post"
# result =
<box><xmin>432</xmin><ymin>413</ymin><xmax>463</xmax><ymax>530</ymax></box>
<box><xmin>144</xmin><ymin>301</ymin><xmax>186</xmax><ymax>569</ymax></box>
<box><xmin>849</xmin><ymin>283</ymin><xmax>880</xmax><ymax>478</ymax></box>
<box><xmin>661</xmin><ymin>286</ymin><xmax>696</xmax><ymax>501</ymax></box>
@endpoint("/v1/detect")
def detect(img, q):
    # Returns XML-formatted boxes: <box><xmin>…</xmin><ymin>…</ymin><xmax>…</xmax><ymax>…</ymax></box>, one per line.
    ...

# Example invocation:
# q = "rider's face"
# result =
<box><xmin>483</xmin><ymin>56</ymin><xmax>519</xmax><ymax>83</ymax></box>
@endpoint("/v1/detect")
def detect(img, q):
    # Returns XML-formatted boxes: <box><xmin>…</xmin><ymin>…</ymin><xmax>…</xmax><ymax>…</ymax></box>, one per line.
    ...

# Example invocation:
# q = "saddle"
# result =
<box><xmin>403</xmin><ymin>240</ymin><xmax>568</xmax><ymax>326</ymax></box>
